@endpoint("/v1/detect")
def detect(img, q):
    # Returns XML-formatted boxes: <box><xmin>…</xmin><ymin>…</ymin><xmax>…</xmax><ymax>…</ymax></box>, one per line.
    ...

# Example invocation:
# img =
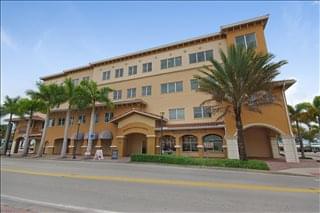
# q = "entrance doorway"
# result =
<box><xmin>124</xmin><ymin>133</ymin><xmax>147</xmax><ymax>156</ymax></box>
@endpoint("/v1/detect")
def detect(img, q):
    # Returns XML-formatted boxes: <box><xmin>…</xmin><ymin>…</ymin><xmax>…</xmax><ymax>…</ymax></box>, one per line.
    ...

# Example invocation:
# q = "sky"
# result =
<box><xmin>1</xmin><ymin>1</ymin><xmax>319</xmax><ymax>106</ymax></box>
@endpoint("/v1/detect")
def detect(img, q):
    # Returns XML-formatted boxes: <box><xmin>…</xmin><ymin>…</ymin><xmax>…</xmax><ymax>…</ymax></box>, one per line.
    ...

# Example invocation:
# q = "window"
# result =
<box><xmin>142</xmin><ymin>85</ymin><xmax>152</xmax><ymax>96</ymax></box>
<box><xmin>161</xmin><ymin>56</ymin><xmax>182</xmax><ymax>69</ymax></box>
<box><xmin>95</xmin><ymin>113</ymin><xmax>99</xmax><ymax>123</ymax></box>
<box><xmin>203</xmin><ymin>134</ymin><xmax>223</xmax><ymax>152</ymax></box>
<box><xmin>115</xmin><ymin>68</ymin><xmax>124</xmax><ymax>78</ymax></box>
<box><xmin>193</xmin><ymin>106</ymin><xmax>212</xmax><ymax>118</ymax></box>
<box><xmin>190</xmin><ymin>79</ymin><xmax>199</xmax><ymax>90</ymax></box>
<box><xmin>235</xmin><ymin>33</ymin><xmax>257</xmax><ymax>49</ymax></box>
<box><xmin>128</xmin><ymin>65</ymin><xmax>137</xmax><ymax>76</ymax></box>
<box><xmin>127</xmin><ymin>88</ymin><xmax>136</xmax><ymax>98</ymax></box>
<box><xmin>78</xmin><ymin>115</ymin><xmax>86</xmax><ymax>123</ymax></box>
<box><xmin>58</xmin><ymin>118</ymin><xmax>65</xmax><ymax>126</ymax></box>
<box><xmin>143</xmin><ymin>62</ymin><xmax>152</xmax><ymax>72</ymax></box>
<box><xmin>182</xmin><ymin>135</ymin><xmax>198</xmax><ymax>152</ymax></box>
<box><xmin>160</xmin><ymin>136</ymin><xmax>176</xmax><ymax>153</ymax></box>
<box><xmin>169</xmin><ymin>108</ymin><xmax>184</xmax><ymax>120</ymax></box>
<box><xmin>48</xmin><ymin>119</ymin><xmax>55</xmax><ymax>127</ymax></box>
<box><xmin>102</xmin><ymin>71</ymin><xmax>111</xmax><ymax>80</ymax></box>
<box><xmin>105</xmin><ymin>112</ymin><xmax>113</xmax><ymax>123</ymax></box>
<box><xmin>189</xmin><ymin>50</ymin><xmax>213</xmax><ymax>64</ymax></box>
<box><xmin>69</xmin><ymin>116</ymin><xmax>74</xmax><ymax>125</ymax></box>
<box><xmin>82</xmin><ymin>76</ymin><xmax>89</xmax><ymax>81</ymax></box>
<box><xmin>113</xmin><ymin>90</ymin><xmax>122</xmax><ymax>100</ymax></box>
<box><xmin>72</xmin><ymin>79</ymin><xmax>79</xmax><ymax>85</ymax></box>
<box><xmin>161</xmin><ymin>81</ymin><xmax>183</xmax><ymax>94</ymax></box>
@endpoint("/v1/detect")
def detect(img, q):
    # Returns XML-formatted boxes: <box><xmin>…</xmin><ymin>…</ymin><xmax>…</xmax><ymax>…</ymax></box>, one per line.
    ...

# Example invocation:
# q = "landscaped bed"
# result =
<box><xmin>131</xmin><ymin>154</ymin><xmax>269</xmax><ymax>170</ymax></box>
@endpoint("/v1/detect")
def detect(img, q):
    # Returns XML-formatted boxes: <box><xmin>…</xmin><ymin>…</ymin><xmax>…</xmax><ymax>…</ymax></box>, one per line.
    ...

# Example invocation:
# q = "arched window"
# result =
<box><xmin>203</xmin><ymin>134</ymin><xmax>223</xmax><ymax>152</ymax></box>
<box><xmin>182</xmin><ymin>135</ymin><xmax>198</xmax><ymax>152</ymax></box>
<box><xmin>160</xmin><ymin>135</ymin><xmax>176</xmax><ymax>153</ymax></box>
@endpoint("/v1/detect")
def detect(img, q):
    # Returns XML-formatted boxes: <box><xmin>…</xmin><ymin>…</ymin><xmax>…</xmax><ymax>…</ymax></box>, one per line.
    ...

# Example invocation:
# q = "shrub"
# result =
<box><xmin>131</xmin><ymin>154</ymin><xmax>269</xmax><ymax>170</ymax></box>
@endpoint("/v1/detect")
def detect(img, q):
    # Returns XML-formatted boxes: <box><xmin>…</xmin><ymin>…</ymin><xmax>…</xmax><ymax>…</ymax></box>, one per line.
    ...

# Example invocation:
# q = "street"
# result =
<box><xmin>1</xmin><ymin>158</ymin><xmax>319</xmax><ymax>213</ymax></box>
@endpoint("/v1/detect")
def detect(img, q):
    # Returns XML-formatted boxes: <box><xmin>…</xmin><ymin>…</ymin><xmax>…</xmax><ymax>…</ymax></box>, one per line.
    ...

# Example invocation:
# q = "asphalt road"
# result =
<box><xmin>1</xmin><ymin>158</ymin><xmax>319</xmax><ymax>213</ymax></box>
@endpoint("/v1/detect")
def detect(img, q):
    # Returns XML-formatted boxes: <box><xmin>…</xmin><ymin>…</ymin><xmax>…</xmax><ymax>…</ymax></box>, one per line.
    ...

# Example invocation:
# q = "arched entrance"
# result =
<box><xmin>243</xmin><ymin>125</ymin><xmax>281</xmax><ymax>158</ymax></box>
<box><xmin>124</xmin><ymin>133</ymin><xmax>147</xmax><ymax>156</ymax></box>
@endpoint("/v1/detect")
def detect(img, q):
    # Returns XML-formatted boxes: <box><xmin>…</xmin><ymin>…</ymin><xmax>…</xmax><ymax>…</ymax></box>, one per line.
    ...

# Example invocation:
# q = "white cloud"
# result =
<box><xmin>285</xmin><ymin>80</ymin><xmax>319</xmax><ymax>105</ymax></box>
<box><xmin>0</xmin><ymin>28</ymin><xmax>17</xmax><ymax>50</ymax></box>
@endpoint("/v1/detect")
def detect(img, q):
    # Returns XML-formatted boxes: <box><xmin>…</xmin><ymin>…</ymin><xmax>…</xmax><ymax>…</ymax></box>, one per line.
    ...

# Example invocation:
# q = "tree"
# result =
<box><xmin>17</xmin><ymin>98</ymin><xmax>45</xmax><ymax>157</ymax></box>
<box><xmin>1</xmin><ymin>96</ymin><xmax>20</xmax><ymax>155</ymax></box>
<box><xmin>26</xmin><ymin>82</ymin><xmax>65</xmax><ymax>157</ymax></box>
<box><xmin>194</xmin><ymin>45</ymin><xmax>287</xmax><ymax>160</ymax></box>
<box><xmin>78</xmin><ymin>80</ymin><xmax>113</xmax><ymax>158</ymax></box>
<box><xmin>287</xmin><ymin>103</ymin><xmax>309</xmax><ymax>158</ymax></box>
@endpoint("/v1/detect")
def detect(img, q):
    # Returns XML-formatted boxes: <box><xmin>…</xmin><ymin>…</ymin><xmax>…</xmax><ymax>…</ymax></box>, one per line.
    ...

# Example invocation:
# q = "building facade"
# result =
<box><xmin>37</xmin><ymin>15</ymin><xmax>299</xmax><ymax>162</ymax></box>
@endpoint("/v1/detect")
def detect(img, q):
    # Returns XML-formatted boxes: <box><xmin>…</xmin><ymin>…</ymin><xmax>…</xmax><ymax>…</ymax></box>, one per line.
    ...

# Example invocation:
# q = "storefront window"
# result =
<box><xmin>182</xmin><ymin>135</ymin><xmax>198</xmax><ymax>152</ymax></box>
<box><xmin>203</xmin><ymin>134</ymin><xmax>223</xmax><ymax>152</ymax></box>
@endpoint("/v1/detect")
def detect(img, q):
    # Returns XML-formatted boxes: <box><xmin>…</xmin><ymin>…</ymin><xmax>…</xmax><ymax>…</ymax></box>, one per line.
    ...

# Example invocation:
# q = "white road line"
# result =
<box><xmin>1</xmin><ymin>194</ymin><xmax>118</xmax><ymax>213</ymax></box>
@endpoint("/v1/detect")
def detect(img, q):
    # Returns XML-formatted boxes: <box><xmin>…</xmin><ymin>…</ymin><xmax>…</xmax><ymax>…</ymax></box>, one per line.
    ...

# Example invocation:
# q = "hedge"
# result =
<box><xmin>131</xmin><ymin>154</ymin><xmax>269</xmax><ymax>170</ymax></box>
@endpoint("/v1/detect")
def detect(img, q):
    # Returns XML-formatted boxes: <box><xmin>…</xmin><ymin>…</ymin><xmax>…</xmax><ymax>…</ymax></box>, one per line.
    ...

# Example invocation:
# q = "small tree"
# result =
<box><xmin>26</xmin><ymin>82</ymin><xmax>65</xmax><ymax>157</ymax></box>
<box><xmin>1</xmin><ymin>96</ymin><xmax>20</xmax><ymax>155</ymax></box>
<box><xmin>194</xmin><ymin>45</ymin><xmax>287</xmax><ymax>160</ymax></box>
<box><xmin>17</xmin><ymin>98</ymin><xmax>45</xmax><ymax>157</ymax></box>
<box><xmin>78</xmin><ymin>80</ymin><xmax>113</xmax><ymax>158</ymax></box>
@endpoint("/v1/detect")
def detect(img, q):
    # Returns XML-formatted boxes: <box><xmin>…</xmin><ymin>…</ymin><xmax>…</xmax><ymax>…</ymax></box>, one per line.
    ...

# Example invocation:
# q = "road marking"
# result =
<box><xmin>1</xmin><ymin>194</ymin><xmax>118</xmax><ymax>213</ymax></box>
<box><xmin>2</xmin><ymin>168</ymin><xmax>320</xmax><ymax>194</ymax></box>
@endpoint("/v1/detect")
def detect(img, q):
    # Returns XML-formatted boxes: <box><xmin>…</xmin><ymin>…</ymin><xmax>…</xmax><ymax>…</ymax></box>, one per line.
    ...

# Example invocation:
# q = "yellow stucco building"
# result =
<box><xmin>12</xmin><ymin>15</ymin><xmax>299</xmax><ymax>162</ymax></box>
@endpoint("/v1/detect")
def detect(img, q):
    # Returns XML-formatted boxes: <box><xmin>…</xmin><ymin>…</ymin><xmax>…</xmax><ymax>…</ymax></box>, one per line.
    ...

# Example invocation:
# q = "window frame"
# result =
<box><xmin>104</xmin><ymin>112</ymin><xmax>113</xmax><ymax>123</ymax></box>
<box><xmin>102</xmin><ymin>71</ymin><xmax>111</xmax><ymax>81</ymax></box>
<box><xmin>127</xmin><ymin>88</ymin><xmax>136</xmax><ymax>98</ymax></box>
<box><xmin>235</xmin><ymin>33</ymin><xmax>257</xmax><ymax>49</ymax></box>
<box><xmin>142</xmin><ymin>62</ymin><xmax>152</xmax><ymax>73</ymax></box>
<box><xmin>168</xmin><ymin>108</ymin><xmax>185</xmax><ymax>120</ymax></box>
<box><xmin>142</xmin><ymin>85</ymin><xmax>152</xmax><ymax>96</ymax></box>
<box><xmin>113</xmin><ymin>90</ymin><xmax>122</xmax><ymax>100</ymax></box>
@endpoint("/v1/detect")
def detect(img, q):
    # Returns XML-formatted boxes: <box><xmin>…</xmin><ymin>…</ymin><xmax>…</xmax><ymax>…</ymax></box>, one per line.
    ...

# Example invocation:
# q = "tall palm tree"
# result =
<box><xmin>78</xmin><ymin>80</ymin><xmax>113</xmax><ymax>158</ymax></box>
<box><xmin>17</xmin><ymin>98</ymin><xmax>45</xmax><ymax>157</ymax></box>
<box><xmin>287</xmin><ymin>103</ymin><xmax>309</xmax><ymax>159</ymax></box>
<box><xmin>194</xmin><ymin>45</ymin><xmax>287</xmax><ymax>160</ymax></box>
<box><xmin>26</xmin><ymin>82</ymin><xmax>65</xmax><ymax>157</ymax></box>
<box><xmin>60</xmin><ymin>78</ymin><xmax>84</xmax><ymax>158</ymax></box>
<box><xmin>1</xmin><ymin>96</ymin><xmax>20</xmax><ymax>155</ymax></box>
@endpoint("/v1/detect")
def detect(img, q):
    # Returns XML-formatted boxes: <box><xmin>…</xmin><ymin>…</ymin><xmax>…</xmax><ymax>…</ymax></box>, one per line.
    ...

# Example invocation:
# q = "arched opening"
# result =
<box><xmin>203</xmin><ymin>134</ymin><xmax>223</xmax><ymax>153</ymax></box>
<box><xmin>243</xmin><ymin>125</ymin><xmax>281</xmax><ymax>158</ymax></box>
<box><xmin>182</xmin><ymin>135</ymin><xmax>198</xmax><ymax>152</ymax></box>
<box><xmin>160</xmin><ymin>135</ymin><xmax>176</xmax><ymax>154</ymax></box>
<box><xmin>124</xmin><ymin>133</ymin><xmax>147</xmax><ymax>156</ymax></box>
<box><xmin>53</xmin><ymin>138</ymin><xmax>71</xmax><ymax>155</ymax></box>
<box><xmin>14</xmin><ymin>137</ymin><xmax>24</xmax><ymax>153</ymax></box>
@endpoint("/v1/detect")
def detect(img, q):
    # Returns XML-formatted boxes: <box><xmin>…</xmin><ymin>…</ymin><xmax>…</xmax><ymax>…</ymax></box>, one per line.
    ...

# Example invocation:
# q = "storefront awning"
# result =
<box><xmin>71</xmin><ymin>132</ymin><xmax>84</xmax><ymax>140</ymax></box>
<box><xmin>99</xmin><ymin>130</ymin><xmax>113</xmax><ymax>140</ymax></box>
<box><xmin>84</xmin><ymin>132</ymin><xmax>98</xmax><ymax>140</ymax></box>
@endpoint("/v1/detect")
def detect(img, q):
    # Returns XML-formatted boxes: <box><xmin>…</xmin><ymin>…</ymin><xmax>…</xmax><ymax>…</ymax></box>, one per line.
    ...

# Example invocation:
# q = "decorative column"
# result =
<box><xmin>174</xmin><ymin>136</ymin><xmax>181</xmax><ymax>156</ymax></box>
<box><xmin>155</xmin><ymin>137</ymin><xmax>161</xmax><ymax>155</ymax></box>
<box><xmin>225</xmin><ymin>136</ymin><xmax>239</xmax><ymax>159</ymax></box>
<box><xmin>197</xmin><ymin>138</ymin><xmax>204</xmax><ymax>158</ymax></box>
<box><xmin>10</xmin><ymin>140</ymin><xmax>17</xmax><ymax>155</ymax></box>
<box><xmin>68</xmin><ymin>140</ymin><xmax>75</xmax><ymax>154</ymax></box>
<box><xmin>270</xmin><ymin>137</ymin><xmax>281</xmax><ymax>159</ymax></box>
<box><xmin>146</xmin><ymin>135</ymin><xmax>156</xmax><ymax>155</ymax></box>
<box><xmin>114</xmin><ymin>136</ymin><xmax>125</xmax><ymax>157</ymax></box>
<box><xmin>282</xmin><ymin>135</ymin><xmax>299</xmax><ymax>163</ymax></box>
<box><xmin>81</xmin><ymin>140</ymin><xmax>88</xmax><ymax>155</ymax></box>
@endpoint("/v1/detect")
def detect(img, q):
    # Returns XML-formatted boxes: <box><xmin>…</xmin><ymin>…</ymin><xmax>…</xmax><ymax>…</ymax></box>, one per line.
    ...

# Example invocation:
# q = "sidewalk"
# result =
<box><xmin>265</xmin><ymin>158</ymin><xmax>320</xmax><ymax>177</ymax></box>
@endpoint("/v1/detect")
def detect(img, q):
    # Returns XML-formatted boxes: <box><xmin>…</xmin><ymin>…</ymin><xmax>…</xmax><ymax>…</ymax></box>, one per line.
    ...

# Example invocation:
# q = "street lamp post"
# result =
<box><xmin>160</xmin><ymin>112</ymin><xmax>164</xmax><ymax>155</ymax></box>
<box><xmin>73</xmin><ymin>120</ymin><xmax>81</xmax><ymax>159</ymax></box>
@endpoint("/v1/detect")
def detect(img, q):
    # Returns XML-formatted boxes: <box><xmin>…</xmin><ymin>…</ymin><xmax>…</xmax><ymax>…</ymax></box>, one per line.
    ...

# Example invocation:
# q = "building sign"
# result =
<box><xmin>94</xmin><ymin>149</ymin><xmax>104</xmax><ymax>160</ymax></box>
<box><xmin>111</xmin><ymin>150</ymin><xmax>118</xmax><ymax>160</ymax></box>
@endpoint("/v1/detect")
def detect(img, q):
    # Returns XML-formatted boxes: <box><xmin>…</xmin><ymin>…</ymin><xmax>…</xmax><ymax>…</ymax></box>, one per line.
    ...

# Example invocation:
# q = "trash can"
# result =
<box><xmin>111</xmin><ymin>149</ymin><xmax>118</xmax><ymax>160</ymax></box>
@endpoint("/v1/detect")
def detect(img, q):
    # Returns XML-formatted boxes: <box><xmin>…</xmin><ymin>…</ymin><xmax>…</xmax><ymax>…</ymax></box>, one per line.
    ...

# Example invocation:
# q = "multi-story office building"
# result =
<box><xmin>36</xmin><ymin>15</ymin><xmax>299</xmax><ymax>162</ymax></box>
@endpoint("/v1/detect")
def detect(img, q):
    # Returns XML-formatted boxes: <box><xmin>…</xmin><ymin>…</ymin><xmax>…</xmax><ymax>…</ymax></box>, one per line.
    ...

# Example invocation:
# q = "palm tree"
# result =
<box><xmin>1</xmin><ymin>96</ymin><xmax>20</xmax><ymax>155</ymax></box>
<box><xmin>287</xmin><ymin>103</ymin><xmax>309</xmax><ymax>158</ymax></box>
<box><xmin>78</xmin><ymin>80</ymin><xmax>113</xmax><ymax>158</ymax></box>
<box><xmin>26</xmin><ymin>82</ymin><xmax>65</xmax><ymax>157</ymax></box>
<box><xmin>17</xmin><ymin>98</ymin><xmax>45</xmax><ymax>157</ymax></box>
<box><xmin>194</xmin><ymin>45</ymin><xmax>287</xmax><ymax>160</ymax></box>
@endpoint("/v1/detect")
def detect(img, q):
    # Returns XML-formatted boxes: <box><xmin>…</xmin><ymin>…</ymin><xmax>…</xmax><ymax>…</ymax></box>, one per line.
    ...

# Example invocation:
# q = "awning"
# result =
<box><xmin>99</xmin><ymin>130</ymin><xmax>113</xmax><ymax>140</ymax></box>
<box><xmin>84</xmin><ymin>132</ymin><xmax>98</xmax><ymax>140</ymax></box>
<box><xmin>71</xmin><ymin>132</ymin><xmax>84</xmax><ymax>140</ymax></box>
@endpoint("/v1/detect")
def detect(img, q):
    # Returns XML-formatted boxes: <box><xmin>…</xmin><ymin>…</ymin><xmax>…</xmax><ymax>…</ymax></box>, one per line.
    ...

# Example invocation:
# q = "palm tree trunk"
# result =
<box><xmin>36</xmin><ymin>109</ymin><xmax>50</xmax><ymax>157</ymax></box>
<box><xmin>296</xmin><ymin>120</ymin><xmax>305</xmax><ymax>158</ymax></box>
<box><xmin>2</xmin><ymin>113</ymin><xmax>13</xmax><ymax>155</ymax></box>
<box><xmin>22</xmin><ymin>111</ymin><xmax>33</xmax><ymax>156</ymax></box>
<box><xmin>60</xmin><ymin>107</ymin><xmax>71</xmax><ymax>158</ymax></box>
<box><xmin>234</xmin><ymin>106</ymin><xmax>247</xmax><ymax>160</ymax></box>
<box><xmin>85</xmin><ymin>104</ymin><xmax>95</xmax><ymax>157</ymax></box>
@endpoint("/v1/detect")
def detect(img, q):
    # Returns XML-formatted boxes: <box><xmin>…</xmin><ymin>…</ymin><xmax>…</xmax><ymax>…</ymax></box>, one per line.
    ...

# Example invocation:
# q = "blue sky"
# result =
<box><xmin>1</xmin><ymin>1</ymin><xmax>319</xmax><ymax>105</ymax></box>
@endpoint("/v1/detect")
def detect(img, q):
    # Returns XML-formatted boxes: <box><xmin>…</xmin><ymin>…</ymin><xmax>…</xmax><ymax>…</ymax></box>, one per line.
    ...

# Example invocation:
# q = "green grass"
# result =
<box><xmin>131</xmin><ymin>154</ymin><xmax>269</xmax><ymax>170</ymax></box>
